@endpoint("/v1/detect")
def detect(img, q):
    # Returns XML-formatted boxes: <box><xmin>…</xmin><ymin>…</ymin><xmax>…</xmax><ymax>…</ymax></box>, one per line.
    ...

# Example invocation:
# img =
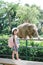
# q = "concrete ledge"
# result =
<box><xmin>0</xmin><ymin>58</ymin><xmax>43</xmax><ymax>65</ymax></box>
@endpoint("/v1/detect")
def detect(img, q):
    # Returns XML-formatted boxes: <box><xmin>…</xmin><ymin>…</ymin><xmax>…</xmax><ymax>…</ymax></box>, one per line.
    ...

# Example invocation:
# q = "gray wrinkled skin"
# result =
<box><xmin>17</xmin><ymin>23</ymin><xmax>40</xmax><ymax>39</ymax></box>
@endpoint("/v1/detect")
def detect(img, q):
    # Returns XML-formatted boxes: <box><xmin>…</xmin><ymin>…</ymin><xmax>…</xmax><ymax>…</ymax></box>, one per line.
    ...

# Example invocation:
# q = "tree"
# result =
<box><xmin>16</xmin><ymin>5</ymin><xmax>40</xmax><ymax>24</ymax></box>
<box><xmin>0</xmin><ymin>0</ymin><xmax>18</xmax><ymax>34</ymax></box>
<box><xmin>0</xmin><ymin>0</ymin><xmax>42</xmax><ymax>34</ymax></box>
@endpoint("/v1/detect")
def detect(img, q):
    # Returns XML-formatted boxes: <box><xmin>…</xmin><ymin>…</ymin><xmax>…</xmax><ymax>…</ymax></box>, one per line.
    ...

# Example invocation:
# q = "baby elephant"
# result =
<box><xmin>17</xmin><ymin>23</ymin><xmax>40</xmax><ymax>39</ymax></box>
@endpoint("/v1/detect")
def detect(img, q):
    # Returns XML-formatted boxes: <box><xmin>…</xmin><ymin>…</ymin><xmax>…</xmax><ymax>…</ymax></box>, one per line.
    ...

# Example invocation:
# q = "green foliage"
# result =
<box><xmin>0</xmin><ymin>1</ymin><xmax>43</xmax><ymax>61</ymax></box>
<box><xmin>0</xmin><ymin>1</ymin><xmax>18</xmax><ymax>34</ymax></box>
<box><xmin>16</xmin><ymin>5</ymin><xmax>40</xmax><ymax>24</ymax></box>
<box><xmin>0</xmin><ymin>39</ymin><xmax>43</xmax><ymax>61</ymax></box>
<box><xmin>0</xmin><ymin>1</ymin><xmax>43</xmax><ymax>35</ymax></box>
<box><xmin>0</xmin><ymin>34</ymin><xmax>9</xmax><ymax>39</ymax></box>
<box><xmin>0</xmin><ymin>38</ymin><xmax>43</xmax><ymax>61</ymax></box>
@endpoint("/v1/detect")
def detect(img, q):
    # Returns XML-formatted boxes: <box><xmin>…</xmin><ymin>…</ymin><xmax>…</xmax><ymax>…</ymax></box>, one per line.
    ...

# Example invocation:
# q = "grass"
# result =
<box><xmin>20</xmin><ymin>40</ymin><xmax>43</xmax><ymax>46</ymax></box>
<box><xmin>0</xmin><ymin>34</ymin><xmax>43</xmax><ymax>46</ymax></box>
<box><xmin>0</xmin><ymin>34</ymin><xmax>9</xmax><ymax>39</ymax></box>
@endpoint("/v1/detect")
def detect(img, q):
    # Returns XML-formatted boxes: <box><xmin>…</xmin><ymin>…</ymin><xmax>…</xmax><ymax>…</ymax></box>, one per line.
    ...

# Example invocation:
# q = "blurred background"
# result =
<box><xmin>0</xmin><ymin>0</ymin><xmax>43</xmax><ymax>62</ymax></box>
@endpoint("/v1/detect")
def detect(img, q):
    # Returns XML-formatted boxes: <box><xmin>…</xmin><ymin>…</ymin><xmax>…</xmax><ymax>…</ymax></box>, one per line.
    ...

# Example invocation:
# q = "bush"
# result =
<box><xmin>19</xmin><ymin>46</ymin><xmax>43</xmax><ymax>61</ymax></box>
<box><xmin>0</xmin><ymin>39</ymin><xmax>43</xmax><ymax>61</ymax></box>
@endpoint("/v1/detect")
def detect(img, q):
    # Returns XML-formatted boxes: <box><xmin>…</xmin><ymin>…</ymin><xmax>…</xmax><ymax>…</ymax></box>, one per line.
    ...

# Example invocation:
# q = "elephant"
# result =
<box><xmin>17</xmin><ymin>23</ymin><xmax>40</xmax><ymax>39</ymax></box>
